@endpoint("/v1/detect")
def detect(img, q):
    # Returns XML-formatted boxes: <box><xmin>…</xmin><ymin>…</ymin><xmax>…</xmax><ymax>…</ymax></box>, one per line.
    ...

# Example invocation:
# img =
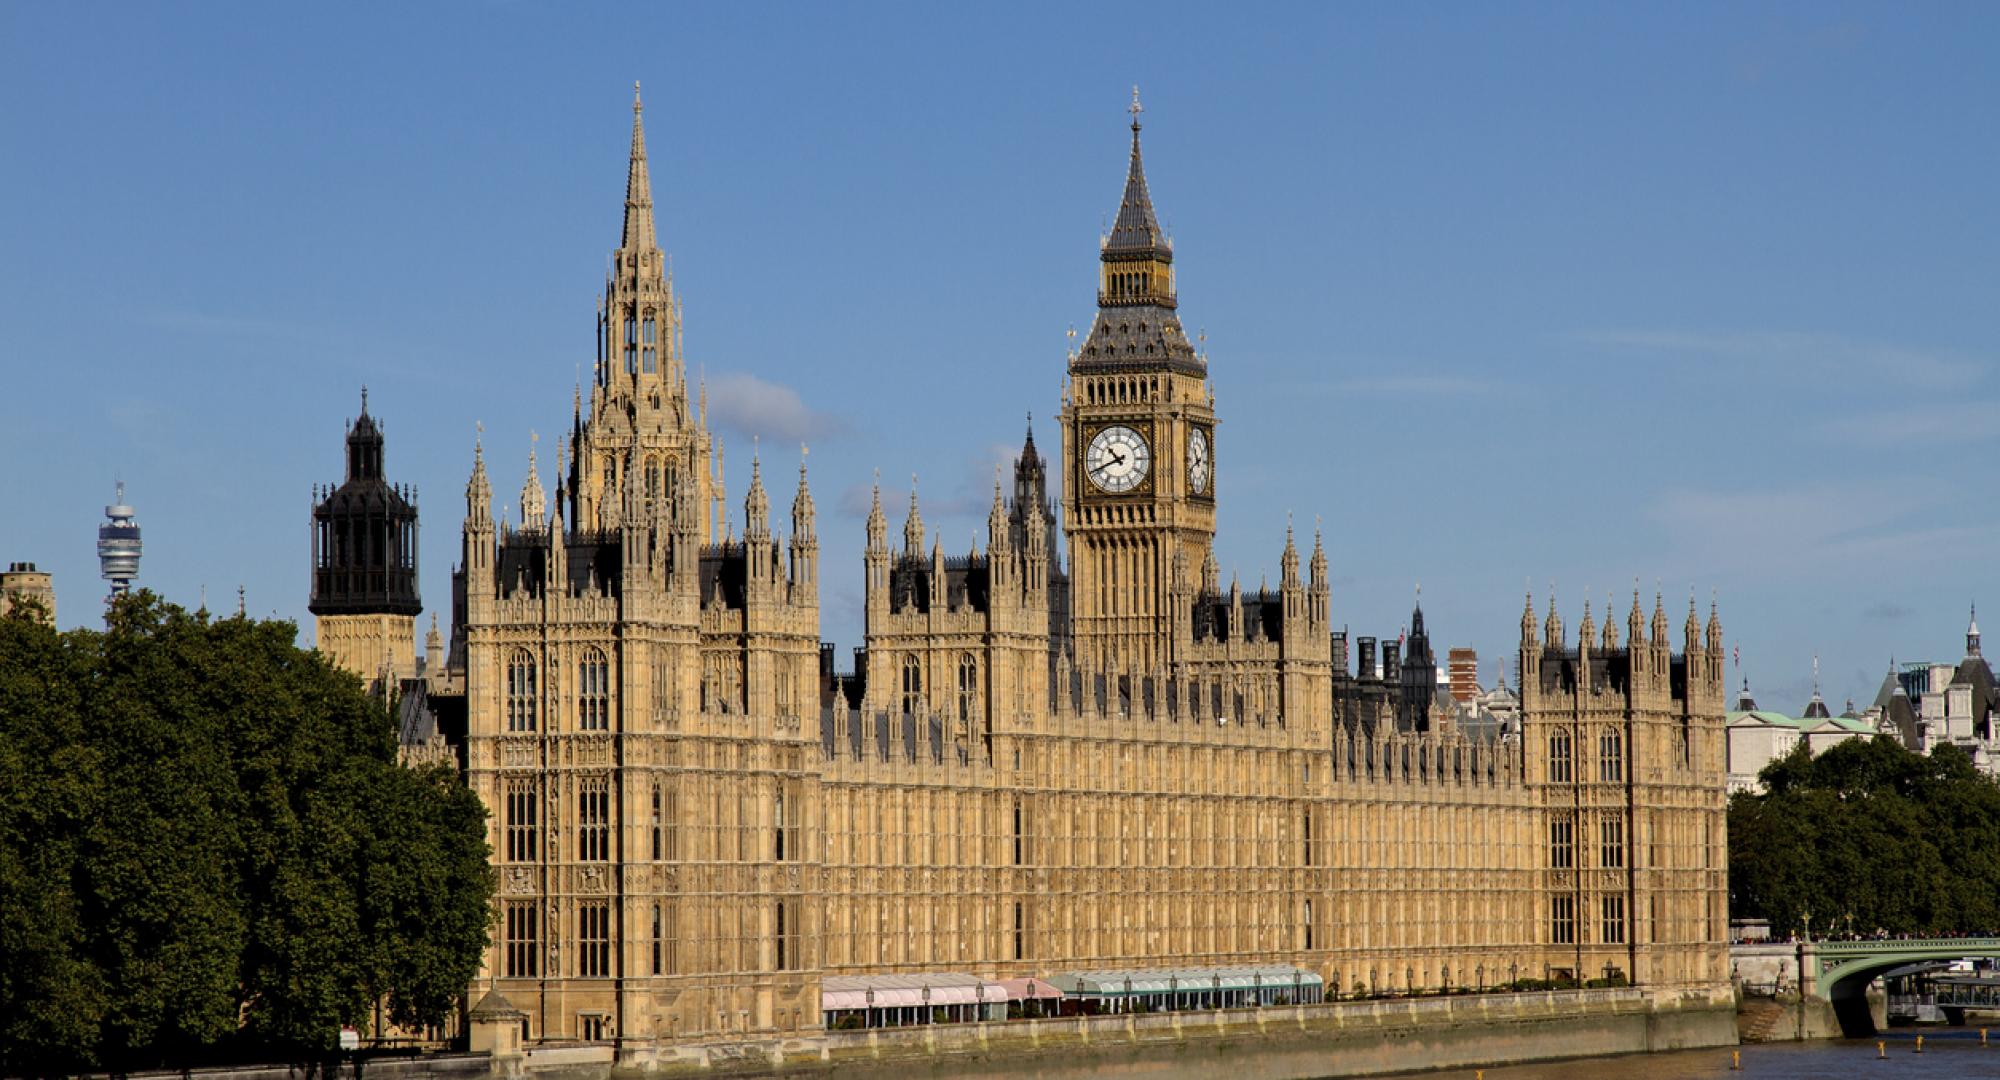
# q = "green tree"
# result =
<box><xmin>0</xmin><ymin>594</ymin><xmax>494</xmax><ymax>1073</ymax></box>
<box><xmin>0</xmin><ymin>599</ymin><xmax>106</xmax><ymax>1068</ymax></box>
<box><xmin>1729</xmin><ymin>736</ymin><xmax>2000</xmax><ymax>936</ymax></box>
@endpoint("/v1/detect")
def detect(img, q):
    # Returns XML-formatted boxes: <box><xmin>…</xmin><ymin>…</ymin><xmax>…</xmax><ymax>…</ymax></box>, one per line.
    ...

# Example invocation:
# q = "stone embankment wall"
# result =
<box><xmin>532</xmin><ymin>987</ymin><xmax>1736</xmax><ymax>1080</ymax></box>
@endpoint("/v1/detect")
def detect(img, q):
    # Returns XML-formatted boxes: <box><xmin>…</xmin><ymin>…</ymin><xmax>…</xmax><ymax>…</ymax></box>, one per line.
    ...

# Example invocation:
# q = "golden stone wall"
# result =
<box><xmin>316</xmin><ymin>611</ymin><xmax>417</xmax><ymax>687</ymax></box>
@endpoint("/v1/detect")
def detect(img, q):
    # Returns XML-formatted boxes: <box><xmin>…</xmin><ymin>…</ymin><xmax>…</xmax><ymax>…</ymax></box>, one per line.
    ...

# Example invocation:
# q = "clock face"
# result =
<box><xmin>1085</xmin><ymin>425</ymin><xmax>1150</xmax><ymax>493</ymax></box>
<box><xmin>1188</xmin><ymin>428</ymin><xmax>1211</xmax><ymax>495</ymax></box>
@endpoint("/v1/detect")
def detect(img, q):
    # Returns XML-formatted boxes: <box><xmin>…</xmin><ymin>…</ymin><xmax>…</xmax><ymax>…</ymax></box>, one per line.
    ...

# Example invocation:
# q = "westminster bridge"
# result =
<box><xmin>1735</xmin><ymin>937</ymin><xmax>2000</xmax><ymax>1037</ymax></box>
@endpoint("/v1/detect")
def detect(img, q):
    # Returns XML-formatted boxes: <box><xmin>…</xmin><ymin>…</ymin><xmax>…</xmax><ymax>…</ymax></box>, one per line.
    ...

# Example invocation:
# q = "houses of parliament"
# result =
<box><xmin>307</xmin><ymin>87</ymin><xmax>1730</xmax><ymax>1050</ymax></box>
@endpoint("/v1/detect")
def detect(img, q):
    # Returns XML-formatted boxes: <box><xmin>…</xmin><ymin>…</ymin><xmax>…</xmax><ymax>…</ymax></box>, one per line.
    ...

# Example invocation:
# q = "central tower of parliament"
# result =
<box><xmin>341</xmin><ymin>88</ymin><xmax>1731</xmax><ymax>1050</ymax></box>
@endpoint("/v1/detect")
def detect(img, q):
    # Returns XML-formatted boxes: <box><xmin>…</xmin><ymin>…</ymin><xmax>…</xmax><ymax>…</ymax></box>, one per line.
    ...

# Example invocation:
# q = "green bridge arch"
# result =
<box><xmin>1807</xmin><ymin>938</ymin><xmax>2000</xmax><ymax>1036</ymax></box>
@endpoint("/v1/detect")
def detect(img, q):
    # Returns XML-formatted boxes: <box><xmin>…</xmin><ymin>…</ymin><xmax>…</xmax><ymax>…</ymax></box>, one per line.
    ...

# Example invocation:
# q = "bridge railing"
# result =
<box><xmin>1812</xmin><ymin>937</ymin><xmax>2000</xmax><ymax>955</ymax></box>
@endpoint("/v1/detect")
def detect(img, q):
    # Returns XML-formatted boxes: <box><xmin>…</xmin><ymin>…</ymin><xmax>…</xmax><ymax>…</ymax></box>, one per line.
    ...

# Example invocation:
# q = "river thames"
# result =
<box><xmin>1405</xmin><ymin>1030</ymin><xmax>2000</xmax><ymax>1078</ymax></box>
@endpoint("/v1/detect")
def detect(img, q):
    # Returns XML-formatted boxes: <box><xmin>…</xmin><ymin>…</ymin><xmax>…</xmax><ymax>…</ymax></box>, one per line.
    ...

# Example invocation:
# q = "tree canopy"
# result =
<box><xmin>1729</xmin><ymin>735</ymin><xmax>2000</xmax><ymax>938</ymax></box>
<box><xmin>0</xmin><ymin>593</ymin><xmax>493</xmax><ymax>1074</ymax></box>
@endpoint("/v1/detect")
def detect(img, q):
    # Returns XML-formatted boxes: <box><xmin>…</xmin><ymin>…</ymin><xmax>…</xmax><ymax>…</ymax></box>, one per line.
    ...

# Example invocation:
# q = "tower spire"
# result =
<box><xmin>1105</xmin><ymin>87</ymin><xmax>1167</xmax><ymax>266</ymax></box>
<box><xmin>623</xmin><ymin>81</ymin><xmax>657</xmax><ymax>254</ymax></box>
<box><xmin>1076</xmin><ymin>88</ymin><xmax>1195</xmax><ymax>372</ymax></box>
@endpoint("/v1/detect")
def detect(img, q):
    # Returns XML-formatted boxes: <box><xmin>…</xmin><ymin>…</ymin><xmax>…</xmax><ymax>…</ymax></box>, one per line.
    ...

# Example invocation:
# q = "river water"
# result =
<box><xmin>1403</xmin><ymin>1029</ymin><xmax>2000</xmax><ymax>1078</ymax></box>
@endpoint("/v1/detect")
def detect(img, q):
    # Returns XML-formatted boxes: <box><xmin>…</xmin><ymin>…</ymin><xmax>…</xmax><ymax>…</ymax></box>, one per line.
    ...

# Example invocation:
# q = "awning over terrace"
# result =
<box><xmin>822</xmin><ymin>973</ymin><xmax>1008</xmax><ymax>1028</ymax></box>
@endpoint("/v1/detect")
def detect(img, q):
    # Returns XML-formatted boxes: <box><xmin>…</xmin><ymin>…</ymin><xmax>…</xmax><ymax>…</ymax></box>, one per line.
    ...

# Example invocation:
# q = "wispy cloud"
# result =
<box><xmin>1571</xmin><ymin>329</ymin><xmax>1986</xmax><ymax>390</ymax></box>
<box><xmin>705</xmin><ymin>373</ymin><xmax>848</xmax><ymax>445</ymax></box>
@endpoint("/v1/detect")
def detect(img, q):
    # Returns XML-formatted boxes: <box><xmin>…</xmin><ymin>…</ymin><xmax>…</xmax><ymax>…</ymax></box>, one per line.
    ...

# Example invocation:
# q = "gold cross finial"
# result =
<box><xmin>1129</xmin><ymin>86</ymin><xmax>1143</xmax><ymax>126</ymax></box>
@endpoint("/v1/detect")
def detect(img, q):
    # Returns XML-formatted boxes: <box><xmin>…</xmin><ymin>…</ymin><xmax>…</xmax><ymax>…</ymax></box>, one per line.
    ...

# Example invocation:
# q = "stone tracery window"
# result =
<box><xmin>1600</xmin><ymin>816</ymin><xmax>1625</xmax><ymax>868</ymax></box>
<box><xmin>578</xmin><ymin>778</ymin><xmax>610</xmax><ymax>861</ymax></box>
<box><xmin>1598</xmin><ymin>728</ymin><xmax>1624</xmax><ymax>783</ymax></box>
<box><xmin>505</xmin><ymin>780</ymin><xmax>538</xmax><ymax>861</ymax></box>
<box><xmin>579</xmin><ymin>900</ymin><xmax>612</xmax><ymax>977</ymax></box>
<box><xmin>578</xmin><ymin>647</ymin><xmax>610</xmax><ymax>731</ymax></box>
<box><xmin>901</xmin><ymin>655</ymin><xmax>922</xmax><ymax>716</ymax></box>
<box><xmin>506</xmin><ymin>649</ymin><xmax>538</xmax><ymax>732</ymax></box>
<box><xmin>505</xmin><ymin>901</ymin><xmax>539</xmax><ymax>977</ymax></box>
<box><xmin>1547</xmin><ymin>727</ymin><xmax>1572</xmax><ymax>783</ymax></box>
<box><xmin>1601</xmin><ymin>895</ymin><xmax>1627</xmax><ymax>944</ymax></box>
<box><xmin>1548</xmin><ymin>814</ymin><xmax>1574</xmax><ymax>869</ymax></box>
<box><xmin>1551</xmin><ymin>895</ymin><xmax>1576</xmax><ymax>944</ymax></box>
<box><xmin>956</xmin><ymin>654</ymin><xmax>978</xmax><ymax>721</ymax></box>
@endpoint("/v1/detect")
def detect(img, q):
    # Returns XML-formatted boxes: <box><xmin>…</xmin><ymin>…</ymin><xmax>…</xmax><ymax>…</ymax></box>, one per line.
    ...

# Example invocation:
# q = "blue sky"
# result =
<box><xmin>3</xmin><ymin>3</ymin><xmax>1995</xmax><ymax>712</ymax></box>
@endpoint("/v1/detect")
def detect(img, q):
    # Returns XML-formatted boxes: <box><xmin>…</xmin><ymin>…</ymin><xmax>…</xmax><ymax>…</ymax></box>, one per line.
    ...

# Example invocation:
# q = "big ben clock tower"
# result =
<box><xmin>1060</xmin><ymin>90</ymin><xmax>1217</xmax><ymax>672</ymax></box>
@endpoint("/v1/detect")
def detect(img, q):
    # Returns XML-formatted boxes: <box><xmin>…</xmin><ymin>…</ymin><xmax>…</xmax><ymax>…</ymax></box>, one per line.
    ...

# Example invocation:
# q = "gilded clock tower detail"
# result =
<box><xmin>1060</xmin><ymin>89</ymin><xmax>1217</xmax><ymax>671</ymax></box>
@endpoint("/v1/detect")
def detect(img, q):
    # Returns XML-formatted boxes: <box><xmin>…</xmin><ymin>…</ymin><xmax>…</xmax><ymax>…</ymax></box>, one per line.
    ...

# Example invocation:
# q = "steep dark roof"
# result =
<box><xmin>1106</xmin><ymin>119</ymin><xmax>1166</xmax><ymax>255</ymax></box>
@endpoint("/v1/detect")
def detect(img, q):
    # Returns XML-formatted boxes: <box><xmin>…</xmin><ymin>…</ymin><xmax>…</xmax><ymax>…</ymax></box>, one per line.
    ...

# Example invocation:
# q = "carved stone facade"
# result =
<box><xmin>439</xmin><ymin>88</ymin><xmax>1731</xmax><ymax>1048</ymax></box>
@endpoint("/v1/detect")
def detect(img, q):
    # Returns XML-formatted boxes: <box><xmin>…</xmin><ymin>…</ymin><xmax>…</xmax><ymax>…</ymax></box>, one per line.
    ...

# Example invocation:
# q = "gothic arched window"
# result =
<box><xmin>578</xmin><ymin>647</ymin><xmax>610</xmax><ymax>731</ymax></box>
<box><xmin>506</xmin><ymin>649</ymin><xmax>538</xmax><ymax>732</ymax></box>
<box><xmin>1548</xmin><ymin>727</ymin><xmax>1572</xmax><ymax>784</ymax></box>
<box><xmin>642</xmin><ymin>311</ymin><xmax>657</xmax><ymax>374</ymax></box>
<box><xmin>624</xmin><ymin>313</ymin><xmax>638</xmax><ymax>374</ymax></box>
<box><xmin>956</xmin><ymin>654</ymin><xmax>978</xmax><ymax>721</ymax></box>
<box><xmin>900</xmin><ymin>655</ymin><xmax>922</xmax><ymax>716</ymax></box>
<box><xmin>1599</xmin><ymin>728</ymin><xmax>1625</xmax><ymax>783</ymax></box>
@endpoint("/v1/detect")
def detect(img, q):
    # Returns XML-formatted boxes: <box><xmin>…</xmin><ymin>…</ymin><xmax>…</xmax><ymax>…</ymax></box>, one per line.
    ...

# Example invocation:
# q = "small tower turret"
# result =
<box><xmin>519</xmin><ymin>435</ymin><xmax>545</xmax><ymax>528</ymax></box>
<box><xmin>1308</xmin><ymin>523</ymin><xmax>1329</xmax><ymax>624</ymax></box>
<box><xmin>864</xmin><ymin>477</ymin><xmax>889</xmax><ymax>620</ymax></box>
<box><xmin>744</xmin><ymin>448</ymin><xmax>770</xmax><ymax>543</ymax></box>
<box><xmin>903</xmin><ymin>476</ymin><xmax>925</xmax><ymax>558</ymax></box>
<box><xmin>790</xmin><ymin>450</ymin><xmax>818</xmax><ymax>591</ymax></box>
<box><xmin>311</xmin><ymin>391</ymin><xmax>421</xmax><ymax>686</ymax></box>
